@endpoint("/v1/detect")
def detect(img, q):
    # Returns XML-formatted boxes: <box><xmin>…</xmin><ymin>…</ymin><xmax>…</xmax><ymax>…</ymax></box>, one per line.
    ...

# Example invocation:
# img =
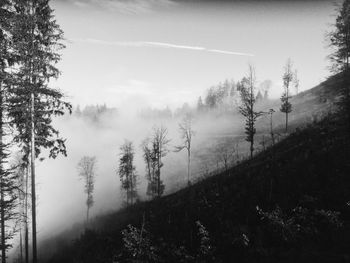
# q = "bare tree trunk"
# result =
<box><xmin>157</xmin><ymin>152</ymin><xmax>161</xmax><ymax>198</ymax></box>
<box><xmin>130</xmin><ymin>171</ymin><xmax>133</xmax><ymax>205</ymax></box>
<box><xmin>19</xmin><ymin>227</ymin><xmax>23</xmax><ymax>263</ymax></box>
<box><xmin>0</xmin><ymin>180</ymin><xmax>5</xmax><ymax>263</ymax></box>
<box><xmin>250</xmin><ymin>140</ymin><xmax>254</xmax><ymax>160</ymax></box>
<box><xmin>187</xmin><ymin>148</ymin><xmax>191</xmax><ymax>185</ymax></box>
<box><xmin>0</xmin><ymin>86</ymin><xmax>6</xmax><ymax>263</ymax></box>
<box><xmin>25</xmin><ymin>167</ymin><xmax>28</xmax><ymax>263</ymax></box>
<box><xmin>30</xmin><ymin>92</ymin><xmax>37</xmax><ymax>263</ymax></box>
<box><xmin>270</xmin><ymin>113</ymin><xmax>275</xmax><ymax>146</ymax></box>
<box><xmin>86</xmin><ymin>205</ymin><xmax>89</xmax><ymax>225</ymax></box>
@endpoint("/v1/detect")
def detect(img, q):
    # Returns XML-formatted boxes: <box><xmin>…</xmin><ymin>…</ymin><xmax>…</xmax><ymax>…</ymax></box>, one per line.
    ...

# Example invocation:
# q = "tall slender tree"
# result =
<box><xmin>8</xmin><ymin>1</ymin><xmax>71</xmax><ymax>262</ymax></box>
<box><xmin>328</xmin><ymin>0</ymin><xmax>350</xmax><ymax>124</ymax></box>
<box><xmin>77</xmin><ymin>156</ymin><xmax>97</xmax><ymax>225</ymax></box>
<box><xmin>0</xmin><ymin>2</ymin><xmax>21</xmax><ymax>262</ymax></box>
<box><xmin>280</xmin><ymin>59</ymin><xmax>293</xmax><ymax>132</ymax></box>
<box><xmin>175</xmin><ymin>114</ymin><xmax>195</xmax><ymax>185</ymax></box>
<box><xmin>153</xmin><ymin>126</ymin><xmax>170</xmax><ymax>198</ymax></box>
<box><xmin>118</xmin><ymin>141</ymin><xmax>138</xmax><ymax>206</ymax></box>
<box><xmin>239</xmin><ymin>65</ymin><xmax>262</xmax><ymax>159</ymax></box>
<box><xmin>328</xmin><ymin>0</ymin><xmax>350</xmax><ymax>73</ymax></box>
<box><xmin>141</xmin><ymin>138</ymin><xmax>159</xmax><ymax>199</ymax></box>
<box><xmin>11</xmin><ymin>154</ymin><xmax>27</xmax><ymax>263</ymax></box>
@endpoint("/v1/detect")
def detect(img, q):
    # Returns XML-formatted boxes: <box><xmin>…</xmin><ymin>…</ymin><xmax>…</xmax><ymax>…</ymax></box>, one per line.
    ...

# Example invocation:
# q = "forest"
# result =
<box><xmin>0</xmin><ymin>0</ymin><xmax>350</xmax><ymax>263</ymax></box>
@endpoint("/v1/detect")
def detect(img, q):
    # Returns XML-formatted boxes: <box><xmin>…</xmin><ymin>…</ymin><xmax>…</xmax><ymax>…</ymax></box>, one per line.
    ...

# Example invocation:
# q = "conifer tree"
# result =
<box><xmin>8</xmin><ymin>1</ymin><xmax>71</xmax><ymax>262</ymax></box>
<box><xmin>239</xmin><ymin>65</ymin><xmax>262</xmax><ymax>159</ymax></box>
<box><xmin>0</xmin><ymin>2</ymin><xmax>21</xmax><ymax>262</ymax></box>
<box><xmin>328</xmin><ymin>0</ymin><xmax>350</xmax><ymax>123</ymax></box>
<box><xmin>280</xmin><ymin>59</ymin><xmax>293</xmax><ymax>132</ymax></box>
<box><xmin>118</xmin><ymin>141</ymin><xmax>138</xmax><ymax>206</ymax></box>
<box><xmin>328</xmin><ymin>0</ymin><xmax>350</xmax><ymax>73</ymax></box>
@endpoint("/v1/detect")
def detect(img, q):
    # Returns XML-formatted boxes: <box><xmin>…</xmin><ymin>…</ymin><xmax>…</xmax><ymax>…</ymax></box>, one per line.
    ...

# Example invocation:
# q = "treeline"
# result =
<box><xmin>73</xmin><ymin>104</ymin><xmax>118</xmax><ymax>122</ymax></box>
<box><xmin>197</xmin><ymin>78</ymin><xmax>273</xmax><ymax>114</ymax></box>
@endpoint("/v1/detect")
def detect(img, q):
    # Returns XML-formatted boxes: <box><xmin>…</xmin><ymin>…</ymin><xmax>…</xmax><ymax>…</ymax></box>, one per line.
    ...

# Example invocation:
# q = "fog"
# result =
<box><xmin>7</xmin><ymin>75</ymin><xmax>331</xmax><ymax>261</ymax></box>
<box><xmin>33</xmin><ymin>107</ymin><xmax>242</xmax><ymax>241</ymax></box>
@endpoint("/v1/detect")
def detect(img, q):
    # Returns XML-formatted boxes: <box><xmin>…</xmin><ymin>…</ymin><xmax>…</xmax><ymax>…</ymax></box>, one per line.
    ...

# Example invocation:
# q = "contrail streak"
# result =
<box><xmin>72</xmin><ymin>38</ymin><xmax>255</xmax><ymax>57</ymax></box>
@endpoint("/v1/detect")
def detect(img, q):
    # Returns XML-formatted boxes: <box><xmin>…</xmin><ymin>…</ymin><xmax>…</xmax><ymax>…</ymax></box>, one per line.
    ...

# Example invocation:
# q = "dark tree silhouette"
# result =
<box><xmin>328</xmin><ymin>0</ymin><xmax>350</xmax><ymax>73</ymax></box>
<box><xmin>0</xmin><ymin>1</ymin><xmax>17</xmax><ymax>262</ymax></box>
<box><xmin>141</xmin><ymin>138</ymin><xmax>156</xmax><ymax>199</ymax></box>
<box><xmin>77</xmin><ymin>156</ymin><xmax>97</xmax><ymax>225</ymax></box>
<box><xmin>328</xmin><ymin>0</ymin><xmax>350</xmax><ymax>125</ymax></box>
<box><xmin>175</xmin><ymin>114</ymin><xmax>195</xmax><ymax>185</ymax></box>
<box><xmin>118</xmin><ymin>140</ymin><xmax>138</xmax><ymax>206</ymax></box>
<box><xmin>144</xmin><ymin>126</ymin><xmax>171</xmax><ymax>198</ymax></box>
<box><xmin>7</xmin><ymin>1</ymin><xmax>72</xmax><ymax>262</ymax></box>
<box><xmin>239</xmin><ymin>65</ymin><xmax>263</xmax><ymax>159</ymax></box>
<box><xmin>280</xmin><ymin>59</ymin><xmax>293</xmax><ymax>132</ymax></box>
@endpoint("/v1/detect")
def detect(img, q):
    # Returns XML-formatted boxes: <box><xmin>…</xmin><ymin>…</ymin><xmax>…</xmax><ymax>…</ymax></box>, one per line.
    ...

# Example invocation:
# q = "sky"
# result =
<box><xmin>51</xmin><ymin>0</ymin><xmax>338</xmax><ymax>110</ymax></box>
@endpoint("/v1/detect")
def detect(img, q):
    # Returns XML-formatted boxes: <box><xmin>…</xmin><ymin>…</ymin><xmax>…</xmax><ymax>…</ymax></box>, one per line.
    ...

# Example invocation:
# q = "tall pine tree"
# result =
<box><xmin>239</xmin><ymin>65</ymin><xmax>262</xmax><ymax>159</ymax></box>
<box><xmin>0</xmin><ymin>1</ymin><xmax>21</xmax><ymax>262</ymax></box>
<box><xmin>280</xmin><ymin>59</ymin><xmax>293</xmax><ymax>133</ymax></box>
<box><xmin>328</xmin><ymin>0</ymin><xmax>350</xmax><ymax>125</ymax></box>
<box><xmin>8</xmin><ymin>1</ymin><xmax>71</xmax><ymax>262</ymax></box>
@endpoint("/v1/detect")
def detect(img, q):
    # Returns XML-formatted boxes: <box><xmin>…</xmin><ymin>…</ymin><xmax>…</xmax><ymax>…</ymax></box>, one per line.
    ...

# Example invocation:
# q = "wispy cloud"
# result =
<box><xmin>72</xmin><ymin>38</ymin><xmax>255</xmax><ymax>57</ymax></box>
<box><xmin>59</xmin><ymin>0</ymin><xmax>175</xmax><ymax>14</ymax></box>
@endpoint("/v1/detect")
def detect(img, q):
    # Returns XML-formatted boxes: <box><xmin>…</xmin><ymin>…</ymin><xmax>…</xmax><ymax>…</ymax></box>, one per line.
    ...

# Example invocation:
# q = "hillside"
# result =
<box><xmin>42</xmin><ymin>78</ymin><xmax>350</xmax><ymax>262</ymax></box>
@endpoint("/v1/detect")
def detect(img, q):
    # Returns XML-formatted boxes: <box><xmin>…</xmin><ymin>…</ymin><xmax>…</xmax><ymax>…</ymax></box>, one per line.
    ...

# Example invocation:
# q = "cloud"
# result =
<box><xmin>72</xmin><ymin>38</ymin><xmax>255</xmax><ymax>57</ymax></box>
<box><xmin>58</xmin><ymin>0</ymin><xmax>175</xmax><ymax>14</ymax></box>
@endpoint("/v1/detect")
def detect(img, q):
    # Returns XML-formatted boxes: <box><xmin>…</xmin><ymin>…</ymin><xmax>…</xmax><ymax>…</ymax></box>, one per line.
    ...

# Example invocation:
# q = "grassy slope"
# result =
<box><xmin>43</xmin><ymin>76</ymin><xmax>350</xmax><ymax>262</ymax></box>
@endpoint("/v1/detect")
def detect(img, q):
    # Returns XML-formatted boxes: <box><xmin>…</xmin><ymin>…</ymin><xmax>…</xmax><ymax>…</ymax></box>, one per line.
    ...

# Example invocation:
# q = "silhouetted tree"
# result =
<box><xmin>328</xmin><ymin>0</ymin><xmax>350</xmax><ymax>123</ymax></box>
<box><xmin>0</xmin><ymin>140</ymin><xmax>18</xmax><ymax>263</ymax></box>
<box><xmin>152</xmin><ymin>126</ymin><xmax>170</xmax><ymax>198</ymax></box>
<box><xmin>268</xmin><ymin>109</ymin><xmax>276</xmax><ymax>146</ymax></box>
<box><xmin>280</xmin><ymin>59</ymin><xmax>293</xmax><ymax>132</ymax></box>
<box><xmin>328</xmin><ymin>0</ymin><xmax>350</xmax><ymax>73</ymax></box>
<box><xmin>8</xmin><ymin>1</ymin><xmax>71</xmax><ymax>262</ymax></box>
<box><xmin>0</xmin><ymin>1</ymin><xmax>17</xmax><ymax>262</ymax></box>
<box><xmin>175</xmin><ymin>114</ymin><xmax>195</xmax><ymax>185</ymax></box>
<box><xmin>239</xmin><ymin>65</ymin><xmax>262</xmax><ymax>159</ymax></box>
<box><xmin>141</xmin><ymin>138</ymin><xmax>157</xmax><ymax>199</ymax></box>
<box><xmin>118</xmin><ymin>141</ymin><xmax>138</xmax><ymax>206</ymax></box>
<box><xmin>77</xmin><ymin>156</ymin><xmax>97</xmax><ymax>225</ymax></box>
<box><xmin>11</xmin><ymin>154</ymin><xmax>27</xmax><ymax>263</ymax></box>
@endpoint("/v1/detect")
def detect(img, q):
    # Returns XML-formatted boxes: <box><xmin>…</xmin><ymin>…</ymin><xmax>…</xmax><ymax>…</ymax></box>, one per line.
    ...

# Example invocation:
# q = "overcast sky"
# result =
<box><xmin>51</xmin><ymin>0</ymin><xmax>337</xmax><ymax>110</ymax></box>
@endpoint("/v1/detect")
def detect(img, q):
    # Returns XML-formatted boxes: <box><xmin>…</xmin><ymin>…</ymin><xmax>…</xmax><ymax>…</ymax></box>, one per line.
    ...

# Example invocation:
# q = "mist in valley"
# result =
<box><xmin>1</xmin><ymin>0</ymin><xmax>342</xmax><ymax>262</ymax></box>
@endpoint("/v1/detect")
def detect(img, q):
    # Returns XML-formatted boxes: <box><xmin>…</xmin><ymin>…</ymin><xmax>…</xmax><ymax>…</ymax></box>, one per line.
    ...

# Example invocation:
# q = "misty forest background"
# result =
<box><xmin>0</xmin><ymin>0</ymin><xmax>350</xmax><ymax>263</ymax></box>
